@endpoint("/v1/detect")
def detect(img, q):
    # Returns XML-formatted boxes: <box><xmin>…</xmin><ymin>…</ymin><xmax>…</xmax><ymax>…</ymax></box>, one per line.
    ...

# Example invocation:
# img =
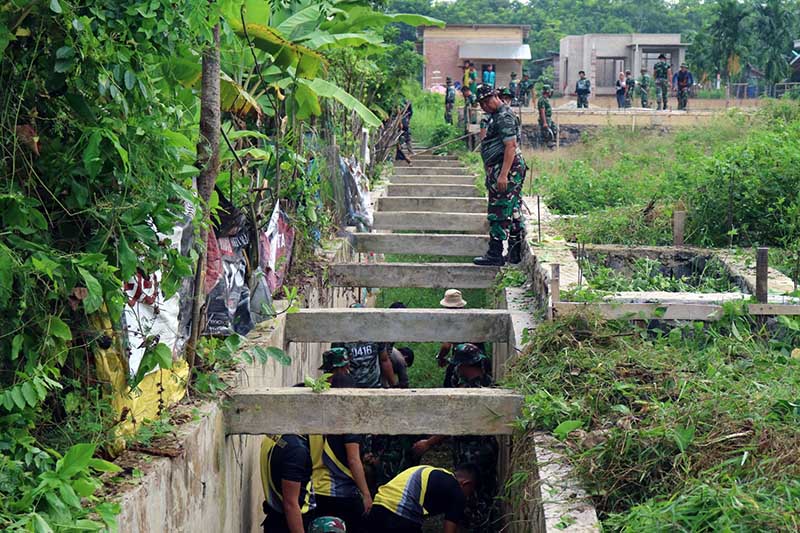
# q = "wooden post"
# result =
<box><xmin>550</xmin><ymin>263</ymin><xmax>561</xmax><ymax>303</ymax></box>
<box><xmin>756</xmin><ymin>247</ymin><xmax>769</xmax><ymax>303</ymax></box>
<box><xmin>673</xmin><ymin>210</ymin><xmax>686</xmax><ymax>246</ymax></box>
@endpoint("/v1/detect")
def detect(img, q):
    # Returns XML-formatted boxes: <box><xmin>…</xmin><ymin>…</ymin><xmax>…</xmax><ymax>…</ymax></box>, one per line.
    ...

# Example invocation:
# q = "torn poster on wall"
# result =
<box><xmin>260</xmin><ymin>202</ymin><xmax>296</xmax><ymax>295</ymax></box>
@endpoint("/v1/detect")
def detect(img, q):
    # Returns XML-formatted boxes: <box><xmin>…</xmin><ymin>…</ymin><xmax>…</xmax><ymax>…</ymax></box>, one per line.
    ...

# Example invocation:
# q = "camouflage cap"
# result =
<box><xmin>511</xmin><ymin>72</ymin><xmax>518</xmax><ymax>77</ymax></box>
<box><xmin>319</xmin><ymin>348</ymin><xmax>350</xmax><ymax>370</ymax></box>
<box><xmin>498</xmin><ymin>86</ymin><xmax>513</xmax><ymax>98</ymax></box>
<box><xmin>309</xmin><ymin>516</ymin><xmax>347</xmax><ymax>533</ymax></box>
<box><xmin>658</xmin><ymin>53</ymin><xmax>667</xmax><ymax>59</ymax></box>
<box><xmin>449</xmin><ymin>343</ymin><xmax>486</xmax><ymax>366</ymax></box>
<box><xmin>541</xmin><ymin>84</ymin><xmax>552</xmax><ymax>93</ymax></box>
<box><xmin>680</xmin><ymin>63</ymin><xmax>688</xmax><ymax>68</ymax></box>
<box><xmin>475</xmin><ymin>83</ymin><xmax>496</xmax><ymax>101</ymax></box>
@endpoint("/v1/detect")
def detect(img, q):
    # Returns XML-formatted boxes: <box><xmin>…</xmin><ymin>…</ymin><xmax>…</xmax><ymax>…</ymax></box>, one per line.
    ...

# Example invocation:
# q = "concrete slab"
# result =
<box><xmin>373</xmin><ymin>211</ymin><xmax>488</xmax><ymax>233</ymax></box>
<box><xmin>398</xmin><ymin>159</ymin><xmax>465</xmax><ymax>168</ymax></box>
<box><xmin>377</xmin><ymin>196</ymin><xmax>487</xmax><ymax>213</ymax></box>
<box><xmin>554</xmin><ymin>302</ymin><xmax>723</xmax><ymax>321</ymax></box>
<box><xmin>390</xmin><ymin>175</ymin><xmax>477</xmax><ymax>185</ymax></box>
<box><xmin>603</xmin><ymin>291</ymin><xmax>747</xmax><ymax>304</ymax></box>
<box><xmin>395</xmin><ymin>166</ymin><xmax>471</xmax><ymax>176</ymax></box>
<box><xmin>521</xmin><ymin>108</ymin><xmax>718</xmax><ymax>127</ymax></box>
<box><xmin>387</xmin><ymin>184</ymin><xmax>482</xmax><ymax>198</ymax></box>
<box><xmin>410</xmin><ymin>155</ymin><xmax>459</xmax><ymax>161</ymax></box>
<box><xmin>351</xmin><ymin>233</ymin><xmax>488</xmax><ymax>256</ymax></box>
<box><xmin>225</xmin><ymin>388</ymin><xmax>524</xmax><ymax>436</ymax></box>
<box><xmin>328</xmin><ymin>262</ymin><xmax>500</xmax><ymax>289</ymax></box>
<box><xmin>284</xmin><ymin>308</ymin><xmax>512</xmax><ymax>342</ymax></box>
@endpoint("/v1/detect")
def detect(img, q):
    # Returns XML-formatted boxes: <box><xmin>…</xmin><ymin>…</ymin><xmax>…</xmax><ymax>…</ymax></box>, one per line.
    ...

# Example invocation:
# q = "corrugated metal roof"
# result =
<box><xmin>459</xmin><ymin>43</ymin><xmax>531</xmax><ymax>60</ymax></box>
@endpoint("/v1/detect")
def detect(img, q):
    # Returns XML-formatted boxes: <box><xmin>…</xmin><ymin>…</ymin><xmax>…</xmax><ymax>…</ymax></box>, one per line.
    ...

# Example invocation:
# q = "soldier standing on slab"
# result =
<box><xmin>575</xmin><ymin>70</ymin><xmax>591</xmax><ymax>108</ymax></box>
<box><xmin>472</xmin><ymin>84</ymin><xmax>527</xmax><ymax>266</ymax></box>
<box><xmin>639</xmin><ymin>67</ymin><xmax>652</xmax><ymax>108</ymax></box>
<box><xmin>538</xmin><ymin>84</ymin><xmax>557</xmax><ymax>149</ymax></box>
<box><xmin>444</xmin><ymin>77</ymin><xmax>456</xmax><ymax>124</ymax></box>
<box><xmin>653</xmin><ymin>53</ymin><xmax>672</xmax><ymax>111</ymax></box>
<box><xmin>673</xmin><ymin>63</ymin><xmax>694</xmax><ymax>110</ymax></box>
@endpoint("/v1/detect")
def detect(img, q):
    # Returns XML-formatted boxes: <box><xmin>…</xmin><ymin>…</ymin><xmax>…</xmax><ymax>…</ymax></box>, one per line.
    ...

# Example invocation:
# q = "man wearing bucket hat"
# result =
<box><xmin>653</xmin><ymin>53</ymin><xmax>672</xmax><ymax>110</ymax></box>
<box><xmin>413</xmin><ymin>344</ymin><xmax>499</xmax><ymax>530</ymax></box>
<box><xmin>472</xmin><ymin>84</ymin><xmax>527</xmax><ymax>267</ymax></box>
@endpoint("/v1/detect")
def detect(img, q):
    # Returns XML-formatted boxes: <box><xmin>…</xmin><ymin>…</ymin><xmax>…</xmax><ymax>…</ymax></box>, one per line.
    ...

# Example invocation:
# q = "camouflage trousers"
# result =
<box><xmin>640</xmin><ymin>89</ymin><xmax>649</xmax><ymax>108</ymax></box>
<box><xmin>485</xmin><ymin>156</ymin><xmax>526</xmax><ymax>241</ymax></box>
<box><xmin>677</xmin><ymin>87</ymin><xmax>689</xmax><ymax>110</ymax></box>
<box><xmin>445</xmin><ymin>101</ymin><xmax>454</xmax><ymax>124</ymax></box>
<box><xmin>454</xmin><ymin>435</ymin><xmax>499</xmax><ymax>531</ymax></box>
<box><xmin>577</xmin><ymin>94</ymin><xmax>589</xmax><ymax>108</ymax></box>
<box><xmin>655</xmin><ymin>79</ymin><xmax>669</xmax><ymax>110</ymax></box>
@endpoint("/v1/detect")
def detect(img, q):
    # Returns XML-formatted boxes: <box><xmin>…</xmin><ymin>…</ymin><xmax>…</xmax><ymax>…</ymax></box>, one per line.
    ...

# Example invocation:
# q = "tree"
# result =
<box><xmin>706</xmin><ymin>0</ymin><xmax>751</xmax><ymax>88</ymax></box>
<box><xmin>755</xmin><ymin>0</ymin><xmax>792</xmax><ymax>92</ymax></box>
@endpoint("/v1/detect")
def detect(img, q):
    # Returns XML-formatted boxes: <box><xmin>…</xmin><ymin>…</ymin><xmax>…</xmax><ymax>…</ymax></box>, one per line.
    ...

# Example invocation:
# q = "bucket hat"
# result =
<box><xmin>440</xmin><ymin>289</ymin><xmax>467</xmax><ymax>308</ymax></box>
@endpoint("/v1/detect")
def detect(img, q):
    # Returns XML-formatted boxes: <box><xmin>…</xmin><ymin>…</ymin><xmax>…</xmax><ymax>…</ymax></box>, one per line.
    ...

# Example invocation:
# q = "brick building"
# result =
<box><xmin>418</xmin><ymin>24</ymin><xmax>531</xmax><ymax>90</ymax></box>
<box><xmin>559</xmin><ymin>34</ymin><xmax>689</xmax><ymax>96</ymax></box>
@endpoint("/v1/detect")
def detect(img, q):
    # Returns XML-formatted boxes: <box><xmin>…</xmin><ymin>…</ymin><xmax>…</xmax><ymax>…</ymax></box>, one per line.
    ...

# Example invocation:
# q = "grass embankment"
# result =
<box><xmin>375</xmin><ymin>254</ymin><xmax>491</xmax><ymax>388</ymax></box>
<box><xmin>507</xmin><ymin>311</ymin><xmax>800</xmax><ymax>531</ymax></box>
<box><xmin>528</xmin><ymin>101</ymin><xmax>800</xmax><ymax>279</ymax></box>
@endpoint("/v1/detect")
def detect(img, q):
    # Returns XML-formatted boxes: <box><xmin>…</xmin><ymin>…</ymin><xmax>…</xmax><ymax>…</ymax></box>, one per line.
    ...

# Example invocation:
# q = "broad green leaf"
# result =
<box><xmin>302</xmin><ymin>32</ymin><xmax>384</xmax><ymax>51</ymax></box>
<box><xmin>275</xmin><ymin>4</ymin><xmax>325</xmax><ymax>38</ymax></box>
<box><xmin>32</xmin><ymin>513</ymin><xmax>54</xmax><ymax>533</ymax></box>
<box><xmin>83</xmin><ymin>130</ymin><xmax>103</xmax><ymax>179</ymax></box>
<box><xmin>59</xmin><ymin>484</ymin><xmax>81</xmax><ymax>508</ymax></box>
<box><xmin>10</xmin><ymin>386</ymin><xmax>26</xmax><ymax>410</ymax></box>
<box><xmin>323</xmin><ymin>8</ymin><xmax>443</xmax><ymax>33</ymax></box>
<box><xmin>673</xmin><ymin>425</ymin><xmax>696</xmax><ymax>453</ymax></box>
<box><xmin>117</xmin><ymin>234</ymin><xmax>137</xmax><ymax>280</ymax></box>
<box><xmin>553</xmin><ymin>419</ymin><xmax>583</xmax><ymax>440</ymax></box>
<box><xmin>49</xmin><ymin>316</ymin><xmax>72</xmax><ymax>341</ymax></box>
<box><xmin>220</xmin><ymin>72</ymin><xmax>262</xmax><ymax>117</ymax></box>
<box><xmin>11</xmin><ymin>334</ymin><xmax>23</xmax><ymax>360</ymax></box>
<box><xmin>49</xmin><ymin>0</ymin><xmax>62</xmax><ymax>13</ymax></box>
<box><xmin>77</xmin><ymin>267</ymin><xmax>103</xmax><ymax>313</ymax></box>
<box><xmin>72</xmin><ymin>478</ymin><xmax>97</xmax><ymax>497</ymax></box>
<box><xmin>0</xmin><ymin>245</ymin><xmax>14</xmax><ymax>306</ymax></box>
<box><xmin>265</xmin><ymin>346</ymin><xmax>291</xmax><ymax>366</ymax></box>
<box><xmin>291</xmin><ymin>81</ymin><xmax>322</xmax><ymax>120</ymax></box>
<box><xmin>226</xmin><ymin>129</ymin><xmax>270</xmax><ymax>142</ymax></box>
<box><xmin>88</xmin><ymin>458</ymin><xmax>122</xmax><ymax>473</ymax></box>
<box><xmin>153</xmin><ymin>343</ymin><xmax>174</xmax><ymax>369</ymax></box>
<box><xmin>297</xmin><ymin>78</ymin><xmax>381</xmax><ymax>128</ymax></box>
<box><xmin>21</xmin><ymin>381</ymin><xmax>37</xmax><ymax>407</ymax></box>
<box><xmin>73</xmin><ymin>520</ymin><xmax>104</xmax><ymax>531</ymax></box>
<box><xmin>58</xmin><ymin>442</ymin><xmax>96</xmax><ymax>478</ymax></box>
<box><xmin>167</xmin><ymin>57</ymin><xmax>202</xmax><ymax>88</ymax></box>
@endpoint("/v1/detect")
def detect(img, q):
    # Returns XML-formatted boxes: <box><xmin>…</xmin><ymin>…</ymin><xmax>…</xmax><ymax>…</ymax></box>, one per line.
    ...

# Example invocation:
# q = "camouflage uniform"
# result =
<box><xmin>624</xmin><ymin>73</ymin><xmax>635</xmax><ymax>108</ymax></box>
<box><xmin>537</xmin><ymin>92</ymin><xmax>557</xmax><ymax>148</ymax></box>
<box><xmin>519</xmin><ymin>77</ymin><xmax>532</xmax><ymax>106</ymax></box>
<box><xmin>369</xmin><ymin>434</ymin><xmax>420</xmax><ymax>488</ymax></box>
<box><xmin>450</xmin><ymin>345</ymin><xmax>499</xmax><ymax>532</ymax></box>
<box><xmin>480</xmin><ymin>104</ymin><xmax>526</xmax><ymax>242</ymax></box>
<box><xmin>445</xmin><ymin>81</ymin><xmax>456</xmax><ymax>124</ymax></box>
<box><xmin>309</xmin><ymin>516</ymin><xmax>347</xmax><ymax>533</ymax></box>
<box><xmin>654</xmin><ymin>60</ymin><xmax>671</xmax><ymax>110</ymax></box>
<box><xmin>639</xmin><ymin>72</ymin><xmax>652</xmax><ymax>108</ymax></box>
<box><xmin>575</xmin><ymin>78</ymin><xmax>591</xmax><ymax>108</ymax></box>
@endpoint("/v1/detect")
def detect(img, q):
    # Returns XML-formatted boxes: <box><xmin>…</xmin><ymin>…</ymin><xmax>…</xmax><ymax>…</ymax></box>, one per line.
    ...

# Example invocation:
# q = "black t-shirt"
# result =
<box><xmin>269</xmin><ymin>435</ymin><xmax>312</xmax><ymax>513</ymax></box>
<box><xmin>423</xmin><ymin>470</ymin><xmax>466</xmax><ymax>523</ymax></box>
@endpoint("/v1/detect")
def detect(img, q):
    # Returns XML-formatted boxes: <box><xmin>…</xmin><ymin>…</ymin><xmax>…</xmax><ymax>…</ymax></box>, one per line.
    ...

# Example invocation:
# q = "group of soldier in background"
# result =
<box><xmin>606</xmin><ymin>53</ymin><xmax>694</xmax><ymax>110</ymax></box>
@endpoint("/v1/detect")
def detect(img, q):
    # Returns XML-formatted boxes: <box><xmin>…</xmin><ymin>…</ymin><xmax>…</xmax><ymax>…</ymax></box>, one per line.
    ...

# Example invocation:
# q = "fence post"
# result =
<box><xmin>550</xmin><ymin>263</ymin><xmax>561</xmax><ymax>322</ymax></box>
<box><xmin>756</xmin><ymin>247</ymin><xmax>769</xmax><ymax>303</ymax></box>
<box><xmin>673</xmin><ymin>210</ymin><xmax>686</xmax><ymax>246</ymax></box>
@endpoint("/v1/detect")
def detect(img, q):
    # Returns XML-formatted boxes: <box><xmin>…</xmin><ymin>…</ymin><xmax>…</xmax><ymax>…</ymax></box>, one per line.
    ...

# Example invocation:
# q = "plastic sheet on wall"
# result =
<box><xmin>340</xmin><ymin>155</ymin><xmax>373</xmax><ymax>229</ymax></box>
<box><xmin>259</xmin><ymin>202</ymin><xmax>295</xmax><ymax>295</ymax></box>
<box><xmin>205</xmin><ymin>227</ymin><xmax>255</xmax><ymax>336</ymax></box>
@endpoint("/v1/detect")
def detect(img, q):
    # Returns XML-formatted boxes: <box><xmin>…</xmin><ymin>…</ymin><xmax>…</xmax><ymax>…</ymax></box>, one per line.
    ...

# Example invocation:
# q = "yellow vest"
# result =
<box><xmin>259</xmin><ymin>436</ymin><xmax>314</xmax><ymax>514</ymax></box>
<box><xmin>309</xmin><ymin>435</ymin><xmax>360</xmax><ymax>498</ymax></box>
<box><xmin>373</xmin><ymin>466</ymin><xmax>452</xmax><ymax>524</ymax></box>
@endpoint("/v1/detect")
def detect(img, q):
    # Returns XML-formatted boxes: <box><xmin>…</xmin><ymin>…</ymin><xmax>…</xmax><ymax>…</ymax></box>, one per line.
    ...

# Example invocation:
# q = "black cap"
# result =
<box><xmin>475</xmin><ymin>84</ymin><xmax>495</xmax><ymax>101</ymax></box>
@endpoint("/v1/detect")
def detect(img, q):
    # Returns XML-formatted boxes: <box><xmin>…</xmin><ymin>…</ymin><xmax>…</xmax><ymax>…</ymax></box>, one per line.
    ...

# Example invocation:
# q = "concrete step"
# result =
<box><xmin>387</xmin><ymin>184</ymin><xmax>482</xmax><ymax>198</ymax></box>
<box><xmin>401</xmin><ymin>159</ymin><xmax>467</xmax><ymax>168</ymax></box>
<box><xmin>350</xmin><ymin>232</ymin><xmax>488</xmax><ymax>256</ymax></box>
<box><xmin>376</xmin><ymin>196</ymin><xmax>487</xmax><ymax>213</ymax></box>
<box><xmin>395</xmin><ymin>166</ymin><xmax>471</xmax><ymax>176</ymax></box>
<box><xmin>373</xmin><ymin>211</ymin><xmax>487</xmax><ymax>233</ymax></box>
<box><xmin>390</xmin><ymin>175</ymin><xmax>477</xmax><ymax>186</ymax></box>
<box><xmin>284</xmin><ymin>308</ymin><xmax>511</xmax><ymax>343</ymax></box>
<box><xmin>329</xmin><ymin>262</ymin><xmax>500</xmax><ymax>289</ymax></box>
<box><xmin>225</xmin><ymin>388</ymin><xmax>523</xmax><ymax>436</ymax></box>
<box><xmin>412</xmin><ymin>155</ymin><xmax>459</xmax><ymax>161</ymax></box>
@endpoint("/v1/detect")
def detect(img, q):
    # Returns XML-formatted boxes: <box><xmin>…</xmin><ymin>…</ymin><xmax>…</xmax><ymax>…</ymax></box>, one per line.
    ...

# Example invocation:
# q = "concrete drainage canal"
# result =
<box><xmin>113</xmin><ymin>153</ymin><xmax>598</xmax><ymax>533</ymax></box>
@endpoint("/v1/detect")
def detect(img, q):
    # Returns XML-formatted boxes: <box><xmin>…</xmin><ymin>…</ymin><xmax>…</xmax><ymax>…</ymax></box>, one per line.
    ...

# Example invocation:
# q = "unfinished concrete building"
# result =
<box><xmin>418</xmin><ymin>24</ymin><xmax>532</xmax><ymax>90</ymax></box>
<box><xmin>559</xmin><ymin>33</ymin><xmax>689</xmax><ymax>96</ymax></box>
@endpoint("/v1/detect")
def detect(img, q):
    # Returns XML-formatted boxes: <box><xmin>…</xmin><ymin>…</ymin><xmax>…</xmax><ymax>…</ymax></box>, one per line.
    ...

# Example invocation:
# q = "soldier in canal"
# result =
<box><xmin>471</xmin><ymin>84</ymin><xmax>526</xmax><ymax>266</ymax></box>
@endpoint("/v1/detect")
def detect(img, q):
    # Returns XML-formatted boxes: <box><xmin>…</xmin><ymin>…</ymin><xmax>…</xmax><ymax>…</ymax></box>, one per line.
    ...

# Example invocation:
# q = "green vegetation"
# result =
<box><xmin>507</xmin><ymin>310</ymin><xmax>800</xmax><ymax>531</ymax></box>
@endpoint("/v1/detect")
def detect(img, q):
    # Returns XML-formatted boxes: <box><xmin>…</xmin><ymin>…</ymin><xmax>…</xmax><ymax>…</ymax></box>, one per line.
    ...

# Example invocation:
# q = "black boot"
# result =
<box><xmin>473</xmin><ymin>239</ymin><xmax>505</xmax><ymax>266</ymax></box>
<box><xmin>506</xmin><ymin>234</ymin><xmax>523</xmax><ymax>264</ymax></box>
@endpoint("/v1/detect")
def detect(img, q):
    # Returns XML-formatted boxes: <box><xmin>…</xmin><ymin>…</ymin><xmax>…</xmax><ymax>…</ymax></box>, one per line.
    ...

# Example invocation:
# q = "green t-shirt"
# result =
<box><xmin>537</xmin><ymin>97</ymin><xmax>552</xmax><ymax>124</ymax></box>
<box><xmin>480</xmin><ymin>104</ymin><xmax>518</xmax><ymax>167</ymax></box>
<box><xmin>639</xmin><ymin>74</ymin><xmax>651</xmax><ymax>89</ymax></box>
<box><xmin>654</xmin><ymin>61</ymin><xmax>670</xmax><ymax>80</ymax></box>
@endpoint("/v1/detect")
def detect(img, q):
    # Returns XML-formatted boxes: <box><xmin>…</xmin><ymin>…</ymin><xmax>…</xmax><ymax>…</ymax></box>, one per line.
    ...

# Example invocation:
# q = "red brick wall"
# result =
<box><xmin>424</xmin><ymin>39</ymin><xmax>464</xmax><ymax>89</ymax></box>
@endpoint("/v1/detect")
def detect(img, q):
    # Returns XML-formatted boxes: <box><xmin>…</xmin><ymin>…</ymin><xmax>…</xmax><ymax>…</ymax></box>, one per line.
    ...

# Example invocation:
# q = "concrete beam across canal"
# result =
<box><xmin>284</xmin><ymin>308</ymin><xmax>511</xmax><ymax>343</ymax></box>
<box><xmin>225</xmin><ymin>388</ymin><xmax>524</xmax><ymax>436</ymax></box>
<box><xmin>395</xmin><ymin>166</ymin><xmax>472</xmax><ymax>176</ymax></box>
<box><xmin>389</xmin><ymin>175</ymin><xmax>477</xmax><ymax>185</ymax></box>
<box><xmin>387</xmin><ymin>184</ymin><xmax>481</xmax><ymax>198</ymax></box>
<box><xmin>350</xmin><ymin>232</ymin><xmax>488</xmax><ymax>256</ymax></box>
<box><xmin>376</xmin><ymin>196</ymin><xmax>487</xmax><ymax>213</ymax></box>
<box><xmin>373</xmin><ymin>211</ymin><xmax>488</xmax><ymax>233</ymax></box>
<box><xmin>329</xmin><ymin>262</ymin><xmax>500</xmax><ymax>289</ymax></box>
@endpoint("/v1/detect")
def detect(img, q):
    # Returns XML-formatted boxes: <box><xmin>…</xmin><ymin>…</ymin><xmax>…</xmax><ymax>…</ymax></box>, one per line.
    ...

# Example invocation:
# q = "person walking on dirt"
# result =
<box><xmin>653</xmin><ymin>53</ymin><xmax>672</xmax><ymax>110</ymax></box>
<box><xmin>575</xmin><ymin>70</ymin><xmax>591</xmax><ymax>108</ymax></box>
<box><xmin>538</xmin><ymin>84</ymin><xmax>557</xmax><ymax>149</ymax></box>
<box><xmin>472</xmin><ymin>84</ymin><xmax>526</xmax><ymax>266</ymax></box>
<box><xmin>673</xmin><ymin>63</ymin><xmax>694</xmax><ymax>111</ymax></box>
<box><xmin>639</xmin><ymin>67</ymin><xmax>652</xmax><ymax>108</ymax></box>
